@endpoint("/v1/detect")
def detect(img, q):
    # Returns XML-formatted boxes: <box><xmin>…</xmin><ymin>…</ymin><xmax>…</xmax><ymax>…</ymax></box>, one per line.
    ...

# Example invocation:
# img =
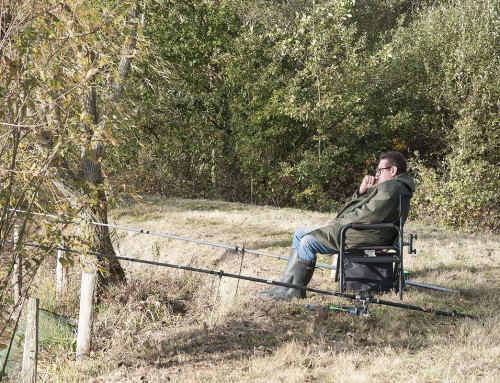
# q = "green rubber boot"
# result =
<box><xmin>273</xmin><ymin>258</ymin><xmax>316</xmax><ymax>301</ymax></box>
<box><xmin>259</xmin><ymin>249</ymin><xmax>299</xmax><ymax>300</ymax></box>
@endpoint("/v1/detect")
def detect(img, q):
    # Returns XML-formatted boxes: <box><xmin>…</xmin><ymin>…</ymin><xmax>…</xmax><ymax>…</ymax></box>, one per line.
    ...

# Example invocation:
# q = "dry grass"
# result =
<box><xmin>30</xmin><ymin>197</ymin><xmax>500</xmax><ymax>382</ymax></box>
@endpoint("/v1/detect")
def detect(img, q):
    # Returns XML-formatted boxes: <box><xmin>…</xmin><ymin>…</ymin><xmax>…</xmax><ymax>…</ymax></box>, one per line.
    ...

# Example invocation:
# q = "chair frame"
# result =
<box><xmin>335</xmin><ymin>194</ymin><xmax>413</xmax><ymax>299</ymax></box>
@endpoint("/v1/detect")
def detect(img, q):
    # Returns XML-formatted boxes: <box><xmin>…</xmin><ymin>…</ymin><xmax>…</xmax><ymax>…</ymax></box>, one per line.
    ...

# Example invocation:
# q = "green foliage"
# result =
<box><xmin>1</xmin><ymin>0</ymin><xmax>140</xmax><ymax>333</ymax></box>
<box><xmin>1</xmin><ymin>0</ymin><xmax>495</xmax><ymax>231</ymax></box>
<box><xmin>388</xmin><ymin>0</ymin><xmax>499</xmax><ymax>232</ymax></box>
<box><xmin>107</xmin><ymin>0</ymin><xmax>497</xmax><ymax>231</ymax></box>
<box><xmin>113</xmin><ymin>0</ymin><xmax>381</xmax><ymax>207</ymax></box>
<box><xmin>109</xmin><ymin>0</ymin><xmax>244</xmax><ymax>197</ymax></box>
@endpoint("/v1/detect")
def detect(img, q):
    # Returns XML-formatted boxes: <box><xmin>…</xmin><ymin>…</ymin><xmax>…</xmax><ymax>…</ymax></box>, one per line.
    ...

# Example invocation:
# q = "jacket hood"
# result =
<box><xmin>394</xmin><ymin>172</ymin><xmax>416</xmax><ymax>193</ymax></box>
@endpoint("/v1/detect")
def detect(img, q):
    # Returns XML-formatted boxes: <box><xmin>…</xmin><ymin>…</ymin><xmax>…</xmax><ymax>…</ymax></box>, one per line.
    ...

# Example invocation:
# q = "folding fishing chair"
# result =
<box><xmin>334</xmin><ymin>194</ymin><xmax>415</xmax><ymax>299</ymax></box>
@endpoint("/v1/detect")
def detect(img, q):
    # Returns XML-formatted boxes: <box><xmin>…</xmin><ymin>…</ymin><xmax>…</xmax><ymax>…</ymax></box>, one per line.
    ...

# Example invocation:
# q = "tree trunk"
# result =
<box><xmin>76</xmin><ymin>5</ymin><xmax>140</xmax><ymax>286</ymax></box>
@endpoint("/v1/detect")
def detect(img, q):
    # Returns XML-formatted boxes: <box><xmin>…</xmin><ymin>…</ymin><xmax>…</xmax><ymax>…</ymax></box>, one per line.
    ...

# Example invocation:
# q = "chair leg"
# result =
<box><xmin>338</xmin><ymin>253</ymin><xmax>345</xmax><ymax>293</ymax></box>
<box><xmin>399</xmin><ymin>265</ymin><xmax>404</xmax><ymax>300</ymax></box>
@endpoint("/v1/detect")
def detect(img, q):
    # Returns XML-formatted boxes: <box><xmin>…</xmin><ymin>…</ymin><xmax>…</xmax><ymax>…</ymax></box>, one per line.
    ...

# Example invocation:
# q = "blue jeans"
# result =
<box><xmin>292</xmin><ymin>227</ymin><xmax>336</xmax><ymax>262</ymax></box>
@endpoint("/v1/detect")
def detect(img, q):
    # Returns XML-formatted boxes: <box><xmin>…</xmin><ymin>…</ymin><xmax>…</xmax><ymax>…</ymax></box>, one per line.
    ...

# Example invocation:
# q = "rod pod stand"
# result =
<box><xmin>305</xmin><ymin>295</ymin><xmax>381</xmax><ymax>318</ymax></box>
<box><xmin>357</xmin><ymin>295</ymin><xmax>371</xmax><ymax>317</ymax></box>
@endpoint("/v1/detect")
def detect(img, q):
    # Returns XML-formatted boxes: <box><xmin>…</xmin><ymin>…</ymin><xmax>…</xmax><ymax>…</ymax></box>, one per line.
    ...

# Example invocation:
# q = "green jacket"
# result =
<box><xmin>309</xmin><ymin>172</ymin><xmax>416</xmax><ymax>251</ymax></box>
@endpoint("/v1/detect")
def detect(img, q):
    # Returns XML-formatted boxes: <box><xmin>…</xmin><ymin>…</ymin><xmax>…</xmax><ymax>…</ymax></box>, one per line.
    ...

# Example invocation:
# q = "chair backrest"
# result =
<box><xmin>399</xmin><ymin>193</ymin><xmax>413</xmax><ymax>228</ymax></box>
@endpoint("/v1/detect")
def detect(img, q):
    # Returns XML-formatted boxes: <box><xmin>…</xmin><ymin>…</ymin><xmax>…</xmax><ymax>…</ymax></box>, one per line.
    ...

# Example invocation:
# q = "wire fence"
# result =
<box><xmin>8</xmin><ymin>208</ymin><xmax>337</xmax><ymax>270</ymax></box>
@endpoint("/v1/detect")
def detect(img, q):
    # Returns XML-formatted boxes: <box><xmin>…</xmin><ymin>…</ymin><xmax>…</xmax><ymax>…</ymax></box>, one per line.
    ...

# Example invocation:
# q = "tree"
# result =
<box><xmin>105</xmin><ymin>0</ymin><xmax>498</xmax><ymax>231</ymax></box>
<box><xmin>1</xmin><ymin>0</ymin><xmax>144</xmax><ymax>294</ymax></box>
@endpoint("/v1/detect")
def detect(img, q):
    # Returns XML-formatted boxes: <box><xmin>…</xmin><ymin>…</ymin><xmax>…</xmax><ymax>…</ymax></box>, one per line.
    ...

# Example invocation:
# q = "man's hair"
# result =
<box><xmin>380</xmin><ymin>151</ymin><xmax>407</xmax><ymax>174</ymax></box>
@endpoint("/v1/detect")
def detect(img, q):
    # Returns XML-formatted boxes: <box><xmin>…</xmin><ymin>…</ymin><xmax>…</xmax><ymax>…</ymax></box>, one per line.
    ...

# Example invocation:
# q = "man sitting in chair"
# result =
<box><xmin>260</xmin><ymin>151</ymin><xmax>416</xmax><ymax>301</ymax></box>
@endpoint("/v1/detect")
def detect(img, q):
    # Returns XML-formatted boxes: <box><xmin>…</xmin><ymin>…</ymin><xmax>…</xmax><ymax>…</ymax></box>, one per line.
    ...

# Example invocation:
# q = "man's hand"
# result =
<box><xmin>359</xmin><ymin>175</ymin><xmax>378</xmax><ymax>195</ymax></box>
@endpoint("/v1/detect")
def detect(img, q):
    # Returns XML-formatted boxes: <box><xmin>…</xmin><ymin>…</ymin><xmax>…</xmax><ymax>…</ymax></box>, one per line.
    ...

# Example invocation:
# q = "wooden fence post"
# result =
<box><xmin>56</xmin><ymin>244</ymin><xmax>68</xmax><ymax>297</ymax></box>
<box><xmin>12</xmin><ymin>225</ymin><xmax>22</xmax><ymax>307</ymax></box>
<box><xmin>76</xmin><ymin>270</ymin><xmax>97</xmax><ymax>361</ymax></box>
<box><xmin>21</xmin><ymin>297</ymin><xmax>39</xmax><ymax>383</ymax></box>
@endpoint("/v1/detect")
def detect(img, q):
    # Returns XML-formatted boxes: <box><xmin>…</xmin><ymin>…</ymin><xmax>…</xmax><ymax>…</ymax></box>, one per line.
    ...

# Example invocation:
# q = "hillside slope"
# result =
<box><xmin>42</xmin><ymin>197</ymin><xmax>500</xmax><ymax>382</ymax></box>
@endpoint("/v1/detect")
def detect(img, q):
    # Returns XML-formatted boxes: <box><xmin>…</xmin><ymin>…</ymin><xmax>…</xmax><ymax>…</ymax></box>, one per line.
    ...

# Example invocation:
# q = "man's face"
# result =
<box><xmin>375</xmin><ymin>159</ymin><xmax>397</xmax><ymax>184</ymax></box>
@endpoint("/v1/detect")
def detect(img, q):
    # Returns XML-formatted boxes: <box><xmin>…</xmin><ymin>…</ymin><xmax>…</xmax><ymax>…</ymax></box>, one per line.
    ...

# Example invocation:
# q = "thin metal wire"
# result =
<box><xmin>9</xmin><ymin>208</ymin><xmax>337</xmax><ymax>270</ymax></box>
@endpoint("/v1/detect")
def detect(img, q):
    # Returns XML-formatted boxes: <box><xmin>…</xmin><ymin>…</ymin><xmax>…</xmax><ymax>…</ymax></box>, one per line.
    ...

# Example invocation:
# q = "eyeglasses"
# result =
<box><xmin>375</xmin><ymin>166</ymin><xmax>393</xmax><ymax>174</ymax></box>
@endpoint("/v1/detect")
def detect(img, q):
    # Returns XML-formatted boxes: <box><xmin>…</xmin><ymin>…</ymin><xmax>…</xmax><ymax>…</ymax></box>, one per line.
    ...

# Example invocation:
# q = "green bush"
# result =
<box><xmin>109</xmin><ymin>0</ymin><xmax>498</xmax><ymax>231</ymax></box>
<box><xmin>383</xmin><ymin>0</ymin><xmax>499</xmax><ymax>232</ymax></box>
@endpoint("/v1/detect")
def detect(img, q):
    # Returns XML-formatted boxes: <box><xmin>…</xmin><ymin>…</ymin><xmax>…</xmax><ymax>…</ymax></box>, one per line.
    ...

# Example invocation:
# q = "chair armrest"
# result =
<box><xmin>349</xmin><ymin>223</ymin><xmax>397</xmax><ymax>230</ymax></box>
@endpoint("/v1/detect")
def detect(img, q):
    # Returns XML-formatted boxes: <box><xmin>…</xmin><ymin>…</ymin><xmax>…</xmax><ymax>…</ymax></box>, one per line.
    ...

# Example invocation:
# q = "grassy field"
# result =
<box><xmin>24</xmin><ymin>196</ymin><xmax>500</xmax><ymax>382</ymax></box>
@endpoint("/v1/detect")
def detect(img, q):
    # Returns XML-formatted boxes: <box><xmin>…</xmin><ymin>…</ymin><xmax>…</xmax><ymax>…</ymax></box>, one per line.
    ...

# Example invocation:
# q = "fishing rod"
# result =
<box><xmin>10</xmin><ymin>209</ymin><xmax>461</xmax><ymax>294</ymax></box>
<box><xmin>9</xmin><ymin>208</ymin><xmax>337</xmax><ymax>270</ymax></box>
<box><xmin>304</xmin><ymin>296</ymin><xmax>471</xmax><ymax>318</ymax></box>
<box><xmin>20</xmin><ymin>241</ymin><xmax>476</xmax><ymax>319</ymax></box>
<box><xmin>405</xmin><ymin>280</ymin><xmax>459</xmax><ymax>294</ymax></box>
